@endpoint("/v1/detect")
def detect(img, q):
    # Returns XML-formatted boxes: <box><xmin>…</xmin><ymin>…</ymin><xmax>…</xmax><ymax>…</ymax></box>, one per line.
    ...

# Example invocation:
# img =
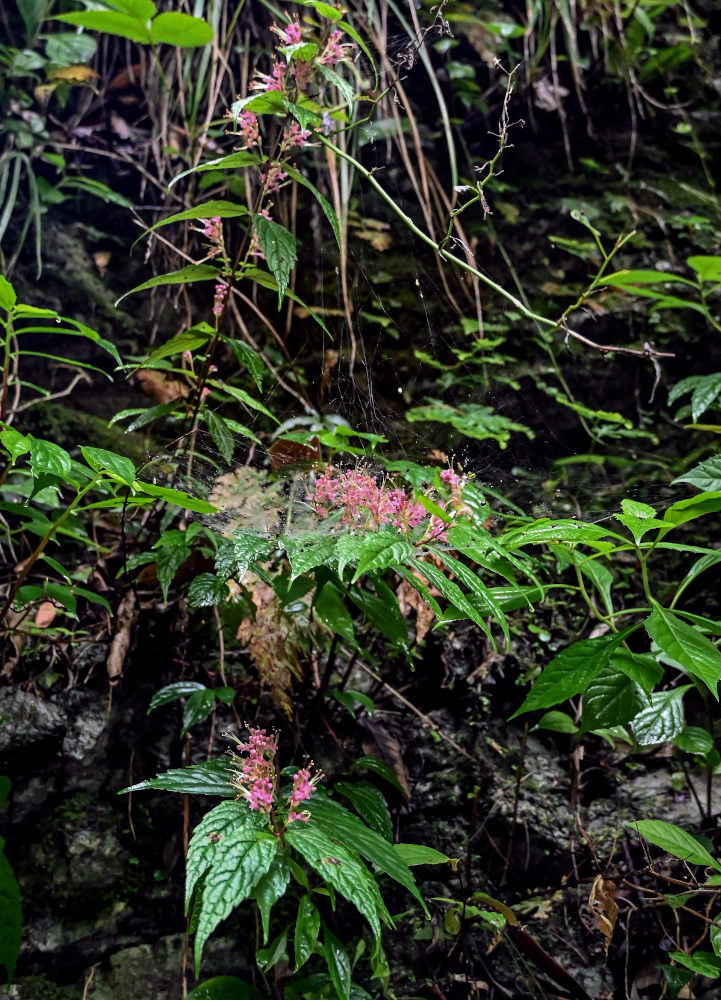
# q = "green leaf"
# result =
<box><xmin>187</xmin><ymin>573</ymin><xmax>231</xmax><ymax>609</ymax></box>
<box><xmin>187</xmin><ymin>801</ymin><xmax>278</xmax><ymax>974</ymax></box>
<box><xmin>0</xmin><ymin>275</ymin><xmax>17</xmax><ymax>312</ymax></box>
<box><xmin>611</xmin><ymin>650</ymin><xmax>663</xmax><ymax>696</ymax></box>
<box><xmin>283</xmin><ymin>534</ymin><xmax>336</xmax><ymax>579</ymax></box>
<box><xmin>137</xmin><ymin>201</ymin><xmax>245</xmax><ymax>244</ymax></box>
<box><xmin>674</xmin><ymin>726</ymin><xmax>715</xmax><ymax>756</ymax></box>
<box><xmin>351</xmin><ymin>531</ymin><xmax>413</xmax><ymax>582</ymax></box>
<box><xmin>186</xmin><ymin>976</ymin><xmax>262</xmax><ymax>1000</ymax></box>
<box><xmin>282</xmin><ymin>164</ymin><xmax>340</xmax><ymax>251</ymax></box>
<box><xmin>663</xmin><ymin>492</ymin><xmax>721</xmax><ymax>527</ymax></box>
<box><xmin>323</xmin><ymin>927</ymin><xmax>351</xmax><ymax>1000</ymax></box>
<box><xmin>253</xmin><ymin>216</ymin><xmax>297</xmax><ymax>306</ymax></box>
<box><xmin>631</xmin><ymin>820</ymin><xmax>721</xmax><ymax>871</ymax></box>
<box><xmin>215</xmin><ymin>531</ymin><xmax>274</xmax><ymax>581</ymax></box>
<box><xmin>256</xmin><ymin>928</ymin><xmax>288</xmax><ymax>972</ymax></box>
<box><xmin>294</xmin><ymin>895</ymin><xmax>320</xmax><ymax>971</ymax></box>
<box><xmin>668</xmin><ymin>950</ymin><xmax>721</xmax><ymax>979</ymax></box>
<box><xmin>302</xmin><ymin>1</ymin><xmax>343</xmax><ymax>22</ymax></box>
<box><xmin>169</xmin><ymin>152</ymin><xmax>262</xmax><ymax>189</ymax></box>
<box><xmin>153</xmin><ymin>537</ymin><xmax>191</xmax><ymax>602</ymax></box>
<box><xmin>213</xmin><ymin>383</ymin><xmax>279</xmax><ymax>423</ymax></box>
<box><xmin>134</xmin><ymin>481</ymin><xmax>218</xmax><ymax>514</ymax></box>
<box><xmin>578</xmin><ymin>558</ymin><xmax>614</xmax><ymax>616</ymax></box>
<box><xmin>673</xmin><ymin>457</ymin><xmax>721</xmax><ymax>493</ymax></box>
<box><xmin>393</xmin><ymin>844</ymin><xmax>454</xmax><ymax>867</ymax></box>
<box><xmin>149</xmin><ymin>11</ymin><xmax>213</xmax><ymax>46</ymax></box>
<box><xmin>182</xmin><ymin>689</ymin><xmax>216</xmax><ymax>735</ymax></box>
<box><xmin>349</xmin><ymin>579</ymin><xmax>409</xmax><ymax>649</ymax></box>
<box><xmin>630</xmin><ymin>687</ymin><xmax>690</xmax><ymax>746</ymax></box>
<box><xmin>710</xmin><ymin>912</ymin><xmax>721</xmax><ymax>959</ymax></box>
<box><xmin>511</xmin><ymin>628</ymin><xmax>637</xmax><ymax>718</ymax></box>
<box><xmin>503</xmin><ymin>518</ymin><xmax>618</xmax><ymax>548</ymax></box>
<box><xmin>645</xmin><ymin>601</ymin><xmax>721</xmax><ymax>697</ymax></box>
<box><xmin>80</xmin><ymin>446</ymin><xmax>135</xmax><ymax>487</ymax></box>
<box><xmin>30</xmin><ymin>438</ymin><xmax>72</xmax><ymax>480</ymax></box>
<box><xmin>335</xmin><ymin>781</ymin><xmax>393</xmax><ymax>842</ymax></box>
<box><xmin>314</xmin><ymin>584</ymin><xmax>356</xmax><ymax>647</ymax></box>
<box><xmin>580</xmin><ymin>665</ymin><xmax>646</xmax><ymax>732</ymax></box>
<box><xmin>602</xmin><ymin>268</ymin><xmax>696</xmax><ymax>288</ymax></box>
<box><xmin>205</xmin><ymin>411</ymin><xmax>235</xmax><ymax>465</ymax></box>
<box><xmin>45</xmin><ymin>31</ymin><xmax>97</xmax><ymax>63</ymax></box>
<box><xmin>351</xmin><ymin>755</ymin><xmax>407</xmax><ymax>796</ymax></box>
<box><xmin>148</xmin><ymin>681</ymin><xmax>207</xmax><ymax>714</ymax></box>
<box><xmin>284</xmin><ymin>819</ymin><xmax>391</xmax><ymax>937</ymax></box>
<box><xmin>407</xmin><ymin>556</ymin><xmax>492</xmax><ymax>642</ymax></box>
<box><xmin>120</xmin><ymin>757</ymin><xmax>234</xmax><ymax>796</ymax></box>
<box><xmin>406</xmin><ymin>400</ymin><xmax>532</xmax><ymax>448</ymax></box>
<box><xmin>317</xmin><ymin>63</ymin><xmax>354</xmax><ymax>110</ymax></box>
<box><xmin>139</xmin><ymin>326</ymin><xmax>213</xmax><ymax>365</ymax></box>
<box><xmin>253</xmin><ymin>853</ymin><xmax>290</xmax><ymax>945</ymax></box>
<box><xmin>54</xmin><ymin>9</ymin><xmax>154</xmax><ymax>44</ymax></box>
<box><xmin>224</xmin><ymin>339</ymin><xmax>268</xmax><ymax>393</ymax></box>
<box><xmin>305</xmin><ymin>794</ymin><xmax>426</xmax><ymax>914</ymax></box>
<box><xmin>687</xmin><ymin>255</ymin><xmax>721</xmax><ymax>284</ymax></box>
<box><xmin>0</xmin><ymin>836</ymin><xmax>22</xmax><ymax>985</ymax></box>
<box><xmin>0</xmin><ymin>427</ymin><xmax>31</xmax><ymax>464</ymax></box>
<box><xmin>532</xmin><ymin>711</ymin><xmax>579</xmax><ymax>734</ymax></box>
<box><xmin>116</xmin><ymin>264</ymin><xmax>220</xmax><ymax>305</ymax></box>
<box><xmin>435</xmin><ymin>549</ymin><xmax>508</xmax><ymax>639</ymax></box>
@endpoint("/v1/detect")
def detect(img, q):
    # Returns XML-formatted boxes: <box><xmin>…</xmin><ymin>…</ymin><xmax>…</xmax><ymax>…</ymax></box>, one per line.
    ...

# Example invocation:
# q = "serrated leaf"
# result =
<box><xmin>314</xmin><ymin>584</ymin><xmax>356</xmax><ymax>647</ymax></box>
<box><xmin>205</xmin><ymin>410</ymin><xmax>235</xmax><ymax>465</ymax></box>
<box><xmin>630</xmin><ymin>687</ymin><xmax>690</xmax><ymax>746</ymax></box>
<box><xmin>503</xmin><ymin>518</ymin><xmax>618</xmax><ymax>548</ymax></box>
<box><xmin>187</xmin><ymin>573</ymin><xmax>231</xmax><ymax>609</ymax></box>
<box><xmin>253</xmin><ymin>216</ymin><xmax>297</xmax><ymax>306</ymax></box>
<box><xmin>351</xmin><ymin>531</ymin><xmax>413</xmax><ymax>582</ymax></box>
<box><xmin>120</xmin><ymin>757</ymin><xmax>235</xmax><ymax>796</ymax></box>
<box><xmin>148</xmin><ymin>682</ymin><xmax>207</xmax><ymax>714</ymax></box>
<box><xmin>215</xmin><ymin>531</ymin><xmax>274</xmax><ymax>581</ymax></box>
<box><xmin>305</xmin><ymin>794</ymin><xmax>426</xmax><ymax>914</ymax></box>
<box><xmin>187</xmin><ymin>802</ymin><xmax>278</xmax><ymax>974</ymax></box>
<box><xmin>284</xmin><ymin>819</ymin><xmax>390</xmax><ymax>937</ymax></box>
<box><xmin>645</xmin><ymin>601</ymin><xmax>721</xmax><ymax>697</ymax></box>
<box><xmin>406</xmin><ymin>400</ymin><xmax>532</xmax><ymax>449</ymax></box>
<box><xmin>294</xmin><ymin>895</ymin><xmax>320</xmax><ymax>971</ymax></box>
<box><xmin>254</xmin><ymin>853</ymin><xmax>290</xmax><ymax>944</ymax></box>
<box><xmin>611</xmin><ymin>650</ymin><xmax>662</xmax><ymax>696</ymax></box>
<box><xmin>407</xmin><ymin>556</ymin><xmax>493</xmax><ymax>642</ymax></box>
<box><xmin>510</xmin><ymin>627</ymin><xmax>637</xmax><ymax>718</ymax></box>
<box><xmin>283</xmin><ymin>533</ymin><xmax>336</xmax><ymax>579</ymax></box>
<box><xmin>631</xmin><ymin>819</ymin><xmax>721</xmax><ymax>871</ymax></box>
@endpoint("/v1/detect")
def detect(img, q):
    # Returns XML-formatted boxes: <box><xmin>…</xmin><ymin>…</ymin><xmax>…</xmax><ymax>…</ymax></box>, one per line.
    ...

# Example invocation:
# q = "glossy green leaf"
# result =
<box><xmin>687</xmin><ymin>255</ymin><xmax>721</xmax><ymax>284</ymax></box>
<box><xmin>148</xmin><ymin>682</ymin><xmax>207</xmax><ymax>714</ymax></box>
<box><xmin>0</xmin><ymin>427</ymin><xmax>31</xmax><ymax>464</ymax></box>
<box><xmin>406</xmin><ymin>400</ymin><xmax>532</xmax><ymax>448</ymax></box>
<box><xmin>138</xmin><ymin>201</ymin><xmax>245</xmax><ymax>242</ymax></box>
<box><xmin>511</xmin><ymin>628</ymin><xmax>636</xmax><ymax>718</ymax></box>
<box><xmin>663</xmin><ymin>492</ymin><xmax>721</xmax><ymax>527</ymax></box>
<box><xmin>283</xmin><ymin>164</ymin><xmax>340</xmax><ymax>251</ymax></box>
<box><xmin>294</xmin><ymin>895</ymin><xmax>320</xmax><ymax>971</ymax></box>
<box><xmin>581</xmin><ymin>665</ymin><xmax>646</xmax><ymax>732</ymax></box>
<box><xmin>205</xmin><ymin>411</ymin><xmax>235</xmax><ymax>465</ymax></box>
<box><xmin>630</xmin><ymin>687</ymin><xmax>690</xmax><ymax>746</ymax></box>
<box><xmin>710</xmin><ymin>912</ymin><xmax>721</xmax><ymax>959</ymax></box>
<box><xmin>631</xmin><ymin>819</ymin><xmax>721</xmax><ymax>871</ymax></box>
<box><xmin>407</xmin><ymin>556</ymin><xmax>492</xmax><ymax>641</ymax></box>
<box><xmin>187</xmin><ymin>573</ymin><xmax>231</xmax><ymax>609</ymax></box>
<box><xmin>120</xmin><ymin>757</ymin><xmax>234</xmax><ymax>796</ymax></box>
<box><xmin>254</xmin><ymin>853</ymin><xmax>290</xmax><ymax>945</ymax></box>
<box><xmin>0</xmin><ymin>275</ymin><xmax>17</xmax><ymax>312</ymax></box>
<box><xmin>182</xmin><ymin>690</ymin><xmax>216</xmax><ymax>735</ymax></box>
<box><xmin>674</xmin><ymin>551</ymin><xmax>721</xmax><ymax>604</ymax></box>
<box><xmin>215</xmin><ymin>531</ymin><xmax>274</xmax><ymax>581</ymax></box>
<box><xmin>335</xmin><ymin>781</ymin><xmax>393</xmax><ymax>841</ymax></box>
<box><xmin>253</xmin><ymin>216</ymin><xmax>297</xmax><ymax>306</ymax></box>
<box><xmin>213</xmin><ymin>383</ymin><xmax>279</xmax><ymax>423</ymax></box>
<box><xmin>187</xmin><ymin>801</ymin><xmax>278</xmax><ymax>974</ymax></box>
<box><xmin>611</xmin><ymin>650</ymin><xmax>663</xmax><ymax>696</ymax></box>
<box><xmin>645</xmin><ymin>601</ymin><xmax>721</xmax><ymax>697</ymax></box>
<box><xmin>504</xmin><ymin>518</ymin><xmax>618</xmax><ymax>548</ymax></box>
<box><xmin>532</xmin><ymin>711</ymin><xmax>579</xmax><ymax>734</ymax></box>
<box><xmin>139</xmin><ymin>326</ymin><xmax>212</xmax><ymax>365</ymax></box>
<box><xmin>674</xmin><ymin>726</ymin><xmax>715</xmax><ymax>756</ymax></box>
<box><xmin>323</xmin><ymin>927</ymin><xmax>351</xmax><ymax>1000</ymax></box>
<box><xmin>350</xmin><ymin>579</ymin><xmax>409</xmax><ymax>649</ymax></box>
<box><xmin>80</xmin><ymin>447</ymin><xmax>135</xmax><ymax>487</ymax></box>
<box><xmin>350</xmin><ymin>755</ymin><xmax>407</xmax><ymax>796</ymax></box>
<box><xmin>54</xmin><ymin>10</ymin><xmax>154</xmax><ymax>44</ymax></box>
<box><xmin>668</xmin><ymin>950</ymin><xmax>721</xmax><ymax>978</ymax></box>
<box><xmin>284</xmin><ymin>819</ymin><xmax>390</xmax><ymax>937</ymax></box>
<box><xmin>224</xmin><ymin>339</ymin><xmax>268</xmax><ymax>393</ymax></box>
<box><xmin>134</xmin><ymin>481</ymin><xmax>218</xmax><ymax>514</ymax></box>
<box><xmin>305</xmin><ymin>794</ymin><xmax>426</xmax><ymax>914</ymax></box>
<box><xmin>283</xmin><ymin>534</ymin><xmax>336</xmax><ymax>579</ymax></box>
<box><xmin>186</xmin><ymin>976</ymin><xmax>262</xmax><ymax>1000</ymax></box>
<box><xmin>314</xmin><ymin>584</ymin><xmax>356</xmax><ymax>647</ymax></box>
<box><xmin>30</xmin><ymin>438</ymin><xmax>72</xmax><ymax>480</ymax></box>
<box><xmin>673</xmin><ymin>457</ymin><xmax>721</xmax><ymax>493</ymax></box>
<box><xmin>351</xmin><ymin>531</ymin><xmax>413</xmax><ymax>582</ymax></box>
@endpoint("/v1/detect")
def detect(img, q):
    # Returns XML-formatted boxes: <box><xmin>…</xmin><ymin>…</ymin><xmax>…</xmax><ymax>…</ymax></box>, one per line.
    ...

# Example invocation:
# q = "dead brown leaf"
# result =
<box><xmin>107</xmin><ymin>590</ymin><xmax>137</xmax><ymax>682</ymax></box>
<box><xmin>34</xmin><ymin>602</ymin><xmax>58</xmax><ymax>629</ymax></box>
<box><xmin>135</xmin><ymin>368</ymin><xmax>189</xmax><ymax>405</ymax></box>
<box><xmin>589</xmin><ymin>875</ymin><xmax>618</xmax><ymax>955</ymax></box>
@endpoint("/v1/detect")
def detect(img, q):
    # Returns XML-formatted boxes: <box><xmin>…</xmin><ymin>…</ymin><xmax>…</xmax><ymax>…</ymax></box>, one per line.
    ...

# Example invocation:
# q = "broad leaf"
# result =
<box><xmin>393</xmin><ymin>844</ymin><xmax>454</xmax><ymax>867</ymax></box>
<box><xmin>253</xmin><ymin>216</ymin><xmax>297</xmax><ymax>306</ymax></box>
<box><xmin>187</xmin><ymin>802</ymin><xmax>278</xmax><ymax>973</ymax></box>
<box><xmin>294</xmin><ymin>895</ymin><xmax>320</xmax><ymax>971</ymax></box>
<box><xmin>511</xmin><ymin>628</ymin><xmax>637</xmax><ymax>718</ymax></box>
<box><xmin>631</xmin><ymin>819</ymin><xmax>721</xmax><ymax>872</ymax></box>
<box><xmin>138</xmin><ymin>200</ymin><xmax>246</xmax><ymax>242</ymax></box>
<box><xmin>673</xmin><ymin>457</ymin><xmax>721</xmax><ymax>493</ymax></box>
<box><xmin>351</xmin><ymin>532</ymin><xmax>413</xmax><ymax>582</ymax></box>
<box><xmin>149</xmin><ymin>11</ymin><xmax>213</xmax><ymax>46</ymax></box>
<box><xmin>630</xmin><ymin>687</ymin><xmax>691</xmax><ymax>746</ymax></box>
<box><xmin>581</xmin><ymin>665</ymin><xmax>645</xmax><ymax>732</ymax></box>
<box><xmin>80</xmin><ymin>446</ymin><xmax>135</xmax><ymax>487</ymax></box>
<box><xmin>335</xmin><ymin>781</ymin><xmax>393</xmax><ymax>842</ymax></box>
<box><xmin>147</xmin><ymin>682</ymin><xmax>207</xmax><ymax>714</ymax></box>
<box><xmin>645</xmin><ymin>601</ymin><xmax>721</xmax><ymax>697</ymax></box>
<box><xmin>116</xmin><ymin>264</ymin><xmax>219</xmax><ymax>305</ymax></box>
<box><xmin>215</xmin><ymin>531</ymin><xmax>274</xmax><ymax>580</ymax></box>
<box><xmin>182</xmin><ymin>690</ymin><xmax>216</xmax><ymax>735</ymax></box>
<box><xmin>120</xmin><ymin>757</ymin><xmax>234</xmax><ymax>796</ymax></box>
<box><xmin>254</xmin><ymin>853</ymin><xmax>290</xmax><ymax>944</ymax></box>
<box><xmin>323</xmin><ymin>927</ymin><xmax>351</xmax><ymax>1000</ymax></box>
<box><xmin>134</xmin><ymin>481</ymin><xmax>218</xmax><ymax>514</ymax></box>
<box><xmin>187</xmin><ymin>573</ymin><xmax>231</xmax><ymax>609</ymax></box>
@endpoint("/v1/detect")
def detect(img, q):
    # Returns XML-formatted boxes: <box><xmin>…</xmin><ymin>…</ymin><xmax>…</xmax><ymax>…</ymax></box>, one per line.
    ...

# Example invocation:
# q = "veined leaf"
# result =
<box><xmin>254</xmin><ymin>853</ymin><xmax>290</xmax><ymax>945</ymax></box>
<box><xmin>116</xmin><ymin>264</ymin><xmax>219</xmax><ymax>306</ymax></box>
<box><xmin>630</xmin><ymin>687</ymin><xmax>690</xmax><ymax>745</ymax></box>
<box><xmin>253</xmin><ymin>216</ymin><xmax>297</xmax><ymax>306</ymax></box>
<box><xmin>351</xmin><ymin>531</ymin><xmax>413</xmax><ymax>582</ymax></box>
<box><xmin>147</xmin><ymin>682</ymin><xmax>207</xmax><ymax>714</ymax></box>
<box><xmin>645</xmin><ymin>601</ymin><xmax>721</xmax><ymax>697</ymax></box>
<box><xmin>673</xmin><ymin>457</ymin><xmax>721</xmax><ymax>493</ymax></box>
<box><xmin>631</xmin><ymin>819</ymin><xmax>721</xmax><ymax>872</ymax></box>
<box><xmin>135</xmin><ymin>200</ymin><xmax>246</xmax><ymax>246</ymax></box>
<box><xmin>120</xmin><ymin>757</ymin><xmax>234</xmax><ymax>796</ymax></box>
<box><xmin>294</xmin><ymin>895</ymin><xmax>320</xmax><ymax>971</ymax></box>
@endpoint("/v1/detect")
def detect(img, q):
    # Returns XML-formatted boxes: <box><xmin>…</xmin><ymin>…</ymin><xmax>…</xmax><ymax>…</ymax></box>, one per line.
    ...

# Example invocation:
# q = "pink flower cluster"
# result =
<box><xmin>319</xmin><ymin>30</ymin><xmax>348</xmax><ymax>66</ymax></box>
<box><xmin>306</xmin><ymin>466</ymin><xmax>469</xmax><ymax>541</ymax></box>
<box><xmin>225</xmin><ymin>728</ymin><xmax>321</xmax><ymax>827</ymax></box>
<box><xmin>195</xmin><ymin>216</ymin><xmax>225</xmax><ymax>261</ymax></box>
<box><xmin>213</xmin><ymin>281</ymin><xmax>227</xmax><ymax>316</ymax></box>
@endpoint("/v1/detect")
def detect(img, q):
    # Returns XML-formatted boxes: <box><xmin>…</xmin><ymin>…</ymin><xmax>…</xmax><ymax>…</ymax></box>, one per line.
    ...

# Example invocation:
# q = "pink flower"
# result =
<box><xmin>283</xmin><ymin>121</ymin><xmax>312</xmax><ymax>150</ymax></box>
<box><xmin>271</xmin><ymin>19</ymin><xmax>302</xmax><ymax>45</ymax></box>
<box><xmin>265</xmin><ymin>163</ymin><xmax>288</xmax><ymax>194</ymax></box>
<box><xmin>213</xmin><ymin>281</ymin><xmax>228</xmax><ymax>316</ymax></box>
<box><xmin>251</xmin><ymin>61</ymin><xmax>286</xmax><ymax>93</ymax></box>
<box><xmin>319</xmin><ymin>30</ymin><xmax>350</xmax><ymax>66</ymax></box>
<box><xmin>237</xmin><ymin>110</ymin><xmax>259</xmax><ymax>147</ymax></box>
